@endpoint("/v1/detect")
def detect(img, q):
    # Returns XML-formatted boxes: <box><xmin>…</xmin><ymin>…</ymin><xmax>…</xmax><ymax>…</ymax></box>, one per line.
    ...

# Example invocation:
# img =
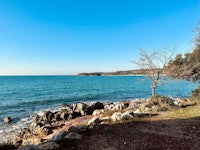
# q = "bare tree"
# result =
<box><xmin>133</xmin><ymin>47</ymin><xmax>175</xmax><ymax>97</ymax></box>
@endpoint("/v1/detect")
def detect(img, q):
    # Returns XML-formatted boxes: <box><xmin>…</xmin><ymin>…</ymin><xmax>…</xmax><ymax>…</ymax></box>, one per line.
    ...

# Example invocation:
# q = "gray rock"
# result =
<box><xmin>3</xmin><ymin>117</ymin><xmax>11</xmax><ymax>123</ymax></box>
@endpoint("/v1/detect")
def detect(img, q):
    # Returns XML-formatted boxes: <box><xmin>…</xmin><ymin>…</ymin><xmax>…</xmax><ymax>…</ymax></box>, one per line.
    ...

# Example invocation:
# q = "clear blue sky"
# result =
<box><xmin>0</xmin><ymin>0</ymin><xmax>199</xmax><ymax>75</ymax></box>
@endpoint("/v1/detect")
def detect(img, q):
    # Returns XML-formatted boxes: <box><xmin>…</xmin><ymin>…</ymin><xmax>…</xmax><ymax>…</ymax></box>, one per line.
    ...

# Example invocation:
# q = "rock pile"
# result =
<box><xmin>14</xmin><ymin>97</ymin><xmax>180</xmax><ymax>149</ymax></box>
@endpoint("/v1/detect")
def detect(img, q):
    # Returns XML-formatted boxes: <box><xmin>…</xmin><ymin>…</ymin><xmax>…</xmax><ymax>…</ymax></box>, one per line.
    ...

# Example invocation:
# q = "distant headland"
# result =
<box><xmin>77</xmin><ymin>69</ymin><xmax>162</xmax><ymax>76</ymax></box>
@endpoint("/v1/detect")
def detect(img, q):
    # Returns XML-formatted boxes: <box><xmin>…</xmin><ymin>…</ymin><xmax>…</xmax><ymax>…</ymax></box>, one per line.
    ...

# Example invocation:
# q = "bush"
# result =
<box><xmin>145</xmin><ymin>95</ymin><xmax>174</xmax><ymax>112</ymax></box>
<box><xmin>149</xmin><ymin>95</ymin><xmax>174</xmax><ymax>106</ymax></box>
<box><xmin>190</xmin><ymin>86</ymin><xmax>200</xmax><ymax>102</ymax></box>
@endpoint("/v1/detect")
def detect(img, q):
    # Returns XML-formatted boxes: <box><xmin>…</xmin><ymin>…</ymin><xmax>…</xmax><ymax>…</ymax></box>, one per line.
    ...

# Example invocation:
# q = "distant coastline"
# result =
<box><xmin>77</xmin><ymin>69</ymin><xmax>162</xmax><ymax>76</ymax></box>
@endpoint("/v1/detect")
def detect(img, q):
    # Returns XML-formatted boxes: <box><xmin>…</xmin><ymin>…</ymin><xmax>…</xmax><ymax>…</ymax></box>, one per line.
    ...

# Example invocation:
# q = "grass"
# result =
<box><xmin>170</xmin><ymin>103</ymin><xmax>200</xmax><ymax>119</ymax></box>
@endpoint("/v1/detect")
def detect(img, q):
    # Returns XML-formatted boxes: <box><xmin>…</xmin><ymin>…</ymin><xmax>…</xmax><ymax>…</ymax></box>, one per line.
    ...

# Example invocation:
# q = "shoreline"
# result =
<box><xmin>1</xmin><ymin>98</ymin><xmax>148</xmax><ymax>144</ymax></box>
<box><xmin>1</xmin><ymin>95</ymin><xmax>190</xmax><ymax>148</ymax></box>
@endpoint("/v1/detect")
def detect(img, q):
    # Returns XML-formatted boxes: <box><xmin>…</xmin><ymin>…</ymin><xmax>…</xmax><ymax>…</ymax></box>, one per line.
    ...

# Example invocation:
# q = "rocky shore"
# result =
<box><xmin>3</xmin><ymin>96</ymin><xmax>192</xmax><ymax>150</ymax></box>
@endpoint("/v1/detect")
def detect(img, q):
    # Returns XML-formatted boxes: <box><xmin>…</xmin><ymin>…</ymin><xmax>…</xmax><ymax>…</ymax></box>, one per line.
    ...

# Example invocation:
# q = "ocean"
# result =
<box><xmin>0</xmin><ymin>75</ymin><xmax>198</xmax><ymax>143</ymax></box>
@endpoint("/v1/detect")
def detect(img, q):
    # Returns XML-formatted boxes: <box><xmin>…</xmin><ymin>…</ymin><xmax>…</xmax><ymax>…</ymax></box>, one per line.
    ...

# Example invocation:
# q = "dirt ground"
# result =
<box><xmin>61</xmin><ymin>112</ymin><xmax>200</xmax><ymax>150</ymax></box>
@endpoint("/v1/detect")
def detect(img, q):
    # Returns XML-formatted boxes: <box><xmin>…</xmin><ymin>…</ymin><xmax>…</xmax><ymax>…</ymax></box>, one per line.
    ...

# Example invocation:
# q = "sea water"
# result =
<box><xmin>0</xmin><ymin>75</ymin><xmax>198</xmax><ymax>143</ymax></box>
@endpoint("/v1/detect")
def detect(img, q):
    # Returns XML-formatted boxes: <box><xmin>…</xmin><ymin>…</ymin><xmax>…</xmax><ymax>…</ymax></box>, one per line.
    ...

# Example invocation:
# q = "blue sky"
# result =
<box><xmin>0</xmin><ymin>0</ymin><xmax>199</xmax><ymax>75</ymax></box>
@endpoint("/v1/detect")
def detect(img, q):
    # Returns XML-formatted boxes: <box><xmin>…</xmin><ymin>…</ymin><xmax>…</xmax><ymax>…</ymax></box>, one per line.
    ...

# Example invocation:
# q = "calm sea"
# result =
<box><xmin>0</xmin><ymin>75</ymin><xmax>198</xmax><ymax>142</ymax></box>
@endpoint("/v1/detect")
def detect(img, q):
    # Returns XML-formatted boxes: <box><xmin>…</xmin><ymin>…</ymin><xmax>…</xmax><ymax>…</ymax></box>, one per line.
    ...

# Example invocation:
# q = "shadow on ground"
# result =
<box><xmin>1</xmin><ymin>114</ymin><xmax>200</xmax><ymax>150</ymax></box>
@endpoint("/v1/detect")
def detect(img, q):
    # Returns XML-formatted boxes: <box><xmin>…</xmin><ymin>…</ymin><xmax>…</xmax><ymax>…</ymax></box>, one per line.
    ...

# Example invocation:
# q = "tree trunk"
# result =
<box><xmin>152</xmin><ymin>87</ymin><xmax>155</xmax><ymax>97</ymax></box>
<box><xmin>152</xmin><ymin>83</ymin><xmax>156</xmax><ymax>97</ymax></box>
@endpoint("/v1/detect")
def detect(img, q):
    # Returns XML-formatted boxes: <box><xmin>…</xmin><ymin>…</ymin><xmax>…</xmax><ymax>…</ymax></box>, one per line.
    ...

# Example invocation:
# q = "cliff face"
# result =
<box><xmin>77</xmin><ymin>69</ymin><xmax>162</xmax><ymax>76</ymax></box>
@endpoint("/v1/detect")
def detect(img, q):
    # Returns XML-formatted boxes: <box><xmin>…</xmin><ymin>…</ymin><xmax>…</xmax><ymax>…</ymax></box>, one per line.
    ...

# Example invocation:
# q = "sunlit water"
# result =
<box><xmin>0</xmin><ymin>76</ymin><xmax>198</xmax><ymax>143</ymax></box>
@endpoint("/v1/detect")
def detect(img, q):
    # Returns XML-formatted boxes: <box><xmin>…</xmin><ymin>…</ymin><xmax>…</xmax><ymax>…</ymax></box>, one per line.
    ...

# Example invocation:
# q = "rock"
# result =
<box><xmin>134</xmin><ymin>109</ymin><xmax>141</xmax><ymax>114</ymax></box>
<box><xmin>72</xmin><ymin>102</ymin><xmax>88</xmax><ymax>116</ymax></box>
<box><xmin>122</xmin><ymin>110</ymin><xmax>134</xmax><ymax>120</ymax></box>
<box><xmin>38</xmin><ymin>141</ymin><xmax>60</xmax><ymax>150</ymax></box>
<box><xmin>112</xmin><ymin>101</ymin><xmax>129</xmax><ymax>111</ymax></box>
<box><xmin>14</xmin><ymin>135</ymin><xmax>23</xmax><ymax>145</ymax></box>
<box><xmin>111</xmin><ymin>112</ymin><xmax>122</xmax><ymax>122</ymax></box>
<box><xmin>51</xmin><ymin>130</ymin><xmax>68</xmax><ymax>142</ymax></box>
<box><xmin>33</xmin><ymin>114</ymin><xmax>42</xmax><ymax>124</ymax></box>
<box><xmin>42</xmin><ymin>111</ymin><xmax>54</xmax><ymax>123</ymax></box>
<box><xmin>144</xmin><ymin>107</ymin><xmax>152</xmax><ymax>112</ymax></box>
<box><xmin>60</xmin><ymin>103</ymin><xmax>72</xmax><ymax>108</ymax></box>
<box><xmin>88</xmin><ymin>117</ymin><xmax>101</xmax><ymax>127</ymax></box>
<box><xmin>68</xmin><ymin>125</ymin><xmax>88</xmax><ymax>133</ymax></box>
<box><xmin>60</xmin><ymin>111</ymin><xmax>69</xmax><ymax>121</ymax></box>
<box><xmin>128</xmin><ymin>100</ymin><xmax>143</xmax><ymax>110</ymax></box>
<box><xmin>178</xmin><ymin>98</ymin><xmax>191</xmax><ymax>107</ymax></box>
<box><xmin>92</xmin><ymin>109</ymin><xmax>104</xmax><ymax>116</ymax></box>
<box><xmin>29</xmin><ymin>122</ymin><xmax>52</xmax><ymax>136</ymax></box>
<box><xmin>22</xmin><ymin>133</ymin><xmax>41</xmax><ymax>145</ymax></box>
<box><xmin>53</xmin><ymin>112</ymin><xmax>62</xmax><ymax>121</ymax></box>
<box><xmin>72</xmin><ymin>112</ymin><xmax>82</xmax><ymax>119</ymax></box>
<box><xmin>90</xmin><ymin>102</ymin><xmax>104</xmax><ymax>111</ymax></box>
<box><xmin>3</xmin><ymin>117</ymin><xmax>11</xmax><ymax>123</ymax></box>
<box><xmin>64</xmin><ymin>132</ymin><xmax>82</xmax><ymax>140</ymax></box>
<box><xmin>104</xmin><ymin>103</ymin><xmax>115</xmax><ymax>111</ymax></box>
